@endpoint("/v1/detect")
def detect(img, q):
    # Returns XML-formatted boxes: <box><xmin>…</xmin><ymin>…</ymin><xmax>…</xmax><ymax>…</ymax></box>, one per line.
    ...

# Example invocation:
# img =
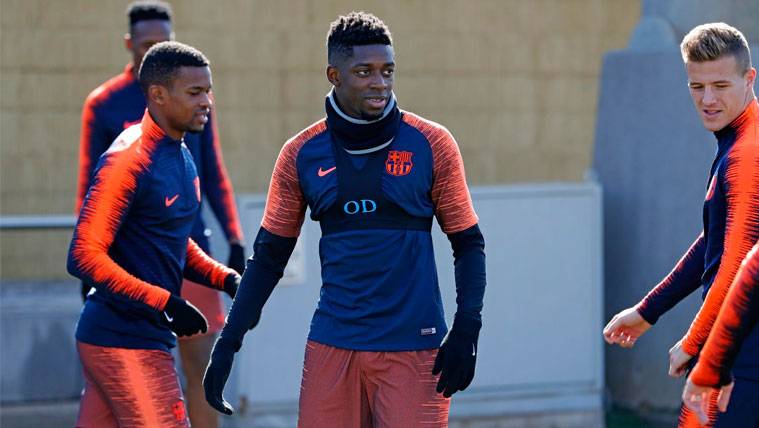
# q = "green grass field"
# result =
<box><xmin>606</xmin><ymin>406</ymin><xmax>677</xmax><ymax>428</ymax></box>
<box><xmin>606</xmin><ymin>408</ymin><xmax>650</xmax><ymax>428</ymax></box>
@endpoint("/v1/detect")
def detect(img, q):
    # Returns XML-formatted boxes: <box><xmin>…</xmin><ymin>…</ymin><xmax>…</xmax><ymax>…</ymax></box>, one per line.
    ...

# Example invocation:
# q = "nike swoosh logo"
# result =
<box><xmin>472</xmin><ymin>344</ymin><xmax>476</xmax><ymax>357</ymax></box>
<box><xmin>318</xmin><ymin>166</ymin><xmax>336</xmax><ymax>177</ymax></box>
<box><xmin>165</xmin><ymin>194</ymin><xmax>180</xmax><ymax>207</ymax></box>
<box><xmin>164</xmin><ymin>312</ymin><xmax>174</xmax><ymax>323</ymax></box>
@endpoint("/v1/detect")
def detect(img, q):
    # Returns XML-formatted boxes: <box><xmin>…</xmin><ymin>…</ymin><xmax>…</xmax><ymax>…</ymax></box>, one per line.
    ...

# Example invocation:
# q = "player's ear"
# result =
<box><xmin>124</xmin><ymin>33</ymin><xmax>132</xmax><ymax>52</ymax></box>
<box><xmin>147</xmin><ymin>85</ymin><xmax>168</xmax><ymax>106</ymax></box>
<box><xmin>745</xmin><ymin>67</ymin><xmax>757</xmax><ymax>89</ymax></box>
<box><xmin>326</xmin><ymin>65</ymin><xmax>340</xmax><ymax>87</ymax></box>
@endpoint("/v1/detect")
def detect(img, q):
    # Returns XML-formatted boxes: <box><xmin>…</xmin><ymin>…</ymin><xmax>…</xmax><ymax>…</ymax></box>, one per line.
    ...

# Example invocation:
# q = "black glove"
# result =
<box><xmin>432</xmin><ymin>316</ymin><xmax>481</xmax><ymax>397</ymax></box>
<box><xmin>227</xmin><ymin>243</ymin><xmax>246</xmax><ymax>274</ymax></box>
<box><xmin>80</xmin><ymin>282</ymin><xmax>93</xmax><ymax>302</ymax></box>
<box><xmin>223</xmin><ymin>274</ymin><xmax>241</xmax><ymax>299</ymax></box>
<box><xmin>204</xmin><ymin>336</ymin><xmax>239</xmax><ymax>415</ymax></box>
<box><xmin>203</xmin><ymin>228</ymin><xmax>296</xmax><ymax>415</ymax></box>
<box><xmin>163</xmin><ymin>294</ymin><xmax>208</xmax><ymax>337</ymax></box>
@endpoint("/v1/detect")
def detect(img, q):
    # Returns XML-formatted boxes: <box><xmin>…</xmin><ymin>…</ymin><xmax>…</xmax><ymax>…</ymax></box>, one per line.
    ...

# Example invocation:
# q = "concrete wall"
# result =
<box><xmin>0</xmin><ymin>0</ymin><xmax>639</xmax><ymax>280</ymax></box>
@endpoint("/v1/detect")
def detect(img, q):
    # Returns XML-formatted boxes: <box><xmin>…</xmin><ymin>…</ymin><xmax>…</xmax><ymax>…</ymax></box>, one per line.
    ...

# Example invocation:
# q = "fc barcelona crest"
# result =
<box><xmin>385</xmin><ymin>150</ymin><xmax>414</xmax><ymax>176</ymax></box>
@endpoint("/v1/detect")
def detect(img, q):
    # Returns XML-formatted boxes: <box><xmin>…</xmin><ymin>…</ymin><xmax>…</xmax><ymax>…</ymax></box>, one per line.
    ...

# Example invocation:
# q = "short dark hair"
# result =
<box><xmin>138</xmin><ymin>41</ymin><xmax>209</xmax><ymax>94</ymax></box>
<box><xmin>127</xmin><ymin>1</ymin><xmax>172</xmax><ymax>33</ymax></box>
<box><xmin>327</xmin><ymin>11</ymin><xmax>392</xmax><ymax>64</ymax></box>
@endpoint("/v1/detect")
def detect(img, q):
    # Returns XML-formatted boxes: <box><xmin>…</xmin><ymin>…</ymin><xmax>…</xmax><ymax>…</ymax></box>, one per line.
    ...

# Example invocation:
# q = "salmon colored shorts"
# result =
<box><xmin>76</xmin><ymin>341</ymin><xmax>189</xmax><ymax>428</ymax></box>
<box><xmin>298</xmin><ymin>340</ymin><xmax>450</xmax><ymax>428</ymax></box>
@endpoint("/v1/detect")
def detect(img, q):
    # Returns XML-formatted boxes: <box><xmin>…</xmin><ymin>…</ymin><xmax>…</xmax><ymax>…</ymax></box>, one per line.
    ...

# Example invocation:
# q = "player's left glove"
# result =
<box><xmin>227</xmin><ymin>243</ymin><xmax>246</xmax><ymax>274</ymax></box>
<box><xmin>433</xmin><ymin>315</ymin><xmax>480</xmax><ymax>398</ymax></box>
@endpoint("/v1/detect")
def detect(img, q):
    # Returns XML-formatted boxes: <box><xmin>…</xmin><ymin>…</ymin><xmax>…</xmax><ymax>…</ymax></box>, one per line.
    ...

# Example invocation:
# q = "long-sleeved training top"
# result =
<box><xmin>637</xmin><ymin>99</ymin><xmax>759</xmax><ymax>380</ymax></box>
<box><xmin>76</xmin><ymin>63</ymin><xmax>242</xmax><ymax>250</ymax></box>
<box><xmin>250</xmin><ymin>93</ymin><xmax>483</xmax><ymax>351</ymax></box>
<box><xmin>67</xmin><ymin>110</ymin><xmax>238</xmax><ymax>351</ymax></box>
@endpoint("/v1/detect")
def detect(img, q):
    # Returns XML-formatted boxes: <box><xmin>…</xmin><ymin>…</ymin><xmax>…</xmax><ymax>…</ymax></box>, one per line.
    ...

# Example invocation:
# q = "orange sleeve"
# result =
<box><xmin>260</xmin><ymin>121</ymin><xmax>325</xmax><ymax>237</ymax></box>
<box><xmin>691</xmin><ymin>242</ymin><xmax>759</xmax><ymax>386</ymax></box>
<box><xmin>682</xmin><ymin>131</ymin><xmax>759</xmax><ymax>356</ymax></box>
<box><xmin>199</xmin><ymin>101</ymin><xmax>244</xmax><ymax>242</ymax></box>
<box><xmin>76</xmin><ymin>93</ymin><xmax>105</xmax><ymax>214</ymax></box>
<box><xmin>403</xmin><ymin>113</ymin><xmax>478</xmax><ymax>234</ymax></box>
<box><xmin>184</xmin><ymin>238</ymin><xmax>237</xmax><ymax>289</ymax></box>
<box><xmin>67</xmin><ymin>138</ymin><xmax>170</xmax><ymax>311</ymax></box>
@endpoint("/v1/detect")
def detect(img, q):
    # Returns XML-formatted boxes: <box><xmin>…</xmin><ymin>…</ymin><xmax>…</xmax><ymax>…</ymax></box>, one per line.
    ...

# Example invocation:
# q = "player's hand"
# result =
<box><xmin>682</xmin><ymin>378</ymin><xmax>713</xmax><ymax>424</ymax></box>
<box><xmin>682</xmin><ymin>378</ymin><xmax>733</xmax><ymax>424</ymax></box>
<box><xmin>204</xmin><ymin>337</ymin><xmax>237</xmax><ymax>415</ymax></box>
<box><xmin>223</xmin><ymin>274</ymin><xmax>241</xmax><ymax>299</ymax></box>
<box><xmin>433</xmin><ymin>317</ymin><xmax>479</xmax><ymax>398</ymax></box>
<box><xmin>716</xmin><ymin>381</ymin><xmax>734</xmax><ymax>413</ymax></box>
<box><xmin>163</xmin><ymin>294</ymin><xmax>208</xmax><ymax>337</ymax></box>
<box><xmin>668</xmin><ymin>339</ymin><xmax>694</xmax><ymax>377</ymax></box>
<box><xmin>602</xmin><ymin>306</ymin><xmax>652</xmax><ymax>348</ymax></box>
<box><xmin>227</xmin><ymin>243</ymin><xmax>246</xmax><ymax>275</ymax></box>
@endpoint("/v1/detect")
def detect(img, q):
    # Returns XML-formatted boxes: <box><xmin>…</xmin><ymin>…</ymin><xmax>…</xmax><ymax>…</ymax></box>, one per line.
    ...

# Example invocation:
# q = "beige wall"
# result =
<box><xmin>0</xmin><ymin>0</ymin><xmax>639</xmax><ymax>279</ymax></box>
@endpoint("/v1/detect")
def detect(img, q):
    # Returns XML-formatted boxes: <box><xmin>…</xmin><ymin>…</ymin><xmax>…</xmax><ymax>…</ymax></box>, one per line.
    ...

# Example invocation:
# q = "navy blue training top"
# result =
<box><xmin>76</xmin><ymin>63</ymin><xmax>243</xmax><ymax>251</ymax></box>
<box><xmin>258</xmin><ymin>95</ymin><xmax>480</xmax><ymax>351</ymax></box>
<box><xmin>637</xmin><ymin>100</ymin><xmax>759</xmax><ymax>379</ymax></box>
<box><xmin>68</xmin><ymin>111</ymin><xmax>238</xmax><ymax>351</ymax></box>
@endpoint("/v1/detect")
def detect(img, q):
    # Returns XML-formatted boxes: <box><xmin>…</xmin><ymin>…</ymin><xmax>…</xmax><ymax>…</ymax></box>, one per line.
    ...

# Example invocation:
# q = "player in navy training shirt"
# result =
<box><xmin>203</xmin><ymin>12</ymin><xmax>487</xmax><ymax>427</ymax></box>
<box><xmin>603</xmin><ymin>23</ymin><xmax>758</xmax><ymax>427</ymax></box>
<box><xmin>75</xmin><ymin>3</ymin><xmax>245</xmax><ymax>427</ymax></box>
<box><xmin>68</xmin><ymin>41</ymin><xmax>240</xmax><ymax>428</ymax></box>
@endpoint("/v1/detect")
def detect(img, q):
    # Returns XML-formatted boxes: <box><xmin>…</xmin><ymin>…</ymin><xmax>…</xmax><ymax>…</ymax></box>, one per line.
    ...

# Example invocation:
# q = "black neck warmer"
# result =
<box><xmin>325</xmin><ymin>90</ymin><xmax>401</xmax><ymax>152</ymax></box>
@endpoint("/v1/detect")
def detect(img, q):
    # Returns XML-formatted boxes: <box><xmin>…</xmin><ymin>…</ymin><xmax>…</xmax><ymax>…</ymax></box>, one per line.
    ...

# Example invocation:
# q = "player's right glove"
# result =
<box><xmin>163</xmin><ymin>294</ymin><xmax>208</xmax><ymax>337</ymax></box>
<box><xmin>433</xmin><ymin>315</ymin><xmax>481</xmax><ymax>397</ymax></box>
<box><xmin>204</xmin><ymin>336</ymin><xmax>239</xmax><ymax>415</ymax></box>
<box><xmin>228</xmin><ymin>243</ymin><xmax>247</xmax><ymax>274</ymax></box>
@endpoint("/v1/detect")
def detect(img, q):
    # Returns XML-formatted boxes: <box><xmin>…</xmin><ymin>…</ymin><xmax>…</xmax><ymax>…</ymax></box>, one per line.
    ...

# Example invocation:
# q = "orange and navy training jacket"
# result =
<box><xmin>691</xmin><ymin>241</ymin><xmax>759</xmax><ymax>387</ymax></box>
<box><xmin>637</xmin><ymin>99</ymin><xmax>759</xmax><ymax>379</ymax></box>
<box><xmin>76</xmin><ymin>63</ymin><xmax>243</xmax><ymax>250</ymax></box>
<box><xmin>67</xmin><ymin>111</ymin><xmax>238</xmax><ymax>351</ymax></box>
<box><xmin>223</xmin><ymin>92</ymin><xmax>485</xmax><ymax>351</ymax></box>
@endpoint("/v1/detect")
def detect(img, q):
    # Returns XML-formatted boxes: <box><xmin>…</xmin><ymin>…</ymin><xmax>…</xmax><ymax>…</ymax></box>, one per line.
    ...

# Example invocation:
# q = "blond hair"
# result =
<box><xmin>680</xmin><ymin>23</ymin><xmax>752</xmax><ymax>74</ymax></box>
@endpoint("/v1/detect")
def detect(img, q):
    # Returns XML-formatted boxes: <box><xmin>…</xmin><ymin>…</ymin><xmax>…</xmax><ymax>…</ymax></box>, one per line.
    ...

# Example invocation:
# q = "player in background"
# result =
<box><xmin>603</xmin><ymin>23</ymin><xmax>758</xmax><ymax>427</ymax></box>
<box><xmin>68</xmin><ymin>41</ymin><xmax>240</xmax><ymax>428</ymax></box>
<box><xmin>682</xmin><ymin>241</ymin><xmax>759</xmax><ymax>425</ymax></box>
<box><xmin>75</xmin><ymin>3</ymin><xmax>245</xmax><ymax>427</ymax></box>
<box><xmin>203</xmin><ymin>12</ymin><xmax>487</xmax><ymax>427</ymax></box>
